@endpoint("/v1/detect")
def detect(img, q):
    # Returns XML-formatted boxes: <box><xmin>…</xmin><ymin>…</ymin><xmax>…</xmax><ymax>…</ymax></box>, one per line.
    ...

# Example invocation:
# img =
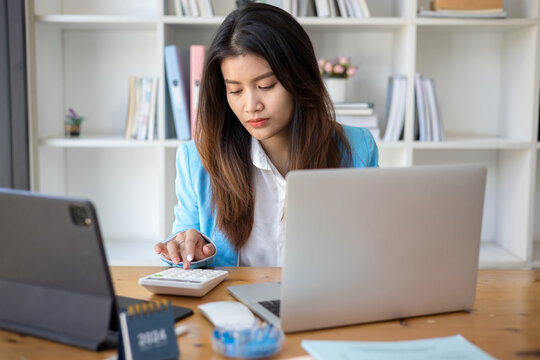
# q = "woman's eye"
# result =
<box><xmin>259</xmin><ymin>83</ymin><xmax>276</xmax><ymax>90</ymax></box>
<box><xmin>228</xmin><ymin>89</ymin><xmax>242</xmax><ymax>95</ymax></box>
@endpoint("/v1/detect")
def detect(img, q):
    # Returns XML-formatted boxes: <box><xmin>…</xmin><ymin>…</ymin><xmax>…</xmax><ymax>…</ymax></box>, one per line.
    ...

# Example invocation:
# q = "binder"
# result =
<box><xmin>190</xmin><ymin>45</ymin><xmax>205</xmax><ymax>139</ymax></box>
<box><xmin>164</xmin><ymin>45</ymin><xmax>191</xmax><ymax>140</ymax></box>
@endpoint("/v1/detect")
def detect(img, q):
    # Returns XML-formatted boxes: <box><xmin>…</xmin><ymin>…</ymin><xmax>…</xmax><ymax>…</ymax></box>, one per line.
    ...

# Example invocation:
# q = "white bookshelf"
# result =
<box><xmin>26</xmin><ymin>0</ymin><xmax>540</xmax><ymax>267</ymax></box>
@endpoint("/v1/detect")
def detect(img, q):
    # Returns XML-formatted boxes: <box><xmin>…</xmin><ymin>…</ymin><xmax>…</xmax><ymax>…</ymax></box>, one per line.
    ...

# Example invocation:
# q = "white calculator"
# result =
<box><xmin>139</xmin><ymin>268</ymin><xmax>228</xmax><ymax>297</ymax></box>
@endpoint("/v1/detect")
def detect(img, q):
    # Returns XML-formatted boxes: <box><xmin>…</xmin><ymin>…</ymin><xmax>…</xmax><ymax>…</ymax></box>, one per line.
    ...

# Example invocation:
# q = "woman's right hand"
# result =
<box><xmin>154</xmin><ymin>229</ymin><xmax>216</xmax><ymax>269</ymax></box>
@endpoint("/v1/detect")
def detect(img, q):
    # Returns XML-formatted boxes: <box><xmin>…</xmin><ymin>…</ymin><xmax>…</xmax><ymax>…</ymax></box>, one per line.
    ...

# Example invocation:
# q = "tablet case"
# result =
<box><xmin>0</xmin><ymin>188</ymin><xmax>191</xmax><ymax>350</ymax></box>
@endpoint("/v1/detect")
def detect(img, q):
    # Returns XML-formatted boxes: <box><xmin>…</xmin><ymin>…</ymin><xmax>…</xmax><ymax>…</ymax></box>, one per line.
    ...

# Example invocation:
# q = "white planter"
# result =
<box><xmin>324</xmin><ymin>78</ymin><xmax>347</xmax><ymax>103</ymax></box>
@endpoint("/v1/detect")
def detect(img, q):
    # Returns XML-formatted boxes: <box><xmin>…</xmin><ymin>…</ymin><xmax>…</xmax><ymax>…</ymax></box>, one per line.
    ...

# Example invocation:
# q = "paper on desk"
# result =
<box><xmin>302</xmin><ymin>335</ymin><xmax>496</xmax><ymax>360</ymax></box>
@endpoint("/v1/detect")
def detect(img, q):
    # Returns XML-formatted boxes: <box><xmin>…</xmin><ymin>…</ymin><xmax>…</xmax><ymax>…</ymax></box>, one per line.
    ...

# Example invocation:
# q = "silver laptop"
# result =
<box><xmin>228</xmin><ymin>164</ymin><xmax>487</xmax><ymax>333</ymax></box>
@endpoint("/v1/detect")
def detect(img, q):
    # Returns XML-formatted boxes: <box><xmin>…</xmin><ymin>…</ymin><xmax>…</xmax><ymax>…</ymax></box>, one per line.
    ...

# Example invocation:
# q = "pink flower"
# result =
<box><xmin>346</xmin><ymin>66</ymin><xmax>357</xmax><ymax>77</ymax></box>
<box><xmin>333</xmin><ymin>64</ymin><xmax>345</xmax><ymax>74</ymax></box>
<box><xmin>324</xmin><ymin>62</ymin><xmax>333</xmax><ymax>73</ymax></box>
<box><xmin>337</xmin><ymin>56</ymin><xmax>349</xmax><ymax>65</ymax></box>
<box><xmin>319</xmin><ymin>56</ymin><xmax>356</xmax><ymax>78</ymax></box>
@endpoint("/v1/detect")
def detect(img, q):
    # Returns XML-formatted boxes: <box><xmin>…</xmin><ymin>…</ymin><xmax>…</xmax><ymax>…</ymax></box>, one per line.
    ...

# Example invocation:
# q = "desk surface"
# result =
<box><xmin>1</xmin><ymin>267</ymin><xmax>539</xmax><ymax>360</ymax></box>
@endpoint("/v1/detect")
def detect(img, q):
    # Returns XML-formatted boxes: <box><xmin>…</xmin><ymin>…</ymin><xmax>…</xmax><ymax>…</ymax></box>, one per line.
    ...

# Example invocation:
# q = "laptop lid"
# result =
<box><xmin>230</xmin><ymin>164</ymin><xmax>486</xmax><ymax>333</ymax></box>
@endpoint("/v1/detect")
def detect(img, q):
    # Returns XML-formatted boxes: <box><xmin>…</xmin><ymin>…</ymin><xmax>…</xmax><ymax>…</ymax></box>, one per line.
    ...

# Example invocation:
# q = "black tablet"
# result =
<box><xmin>0</xmin><ymin>188</ymin><xmax>192</xmax><ymax>350</ymax></box>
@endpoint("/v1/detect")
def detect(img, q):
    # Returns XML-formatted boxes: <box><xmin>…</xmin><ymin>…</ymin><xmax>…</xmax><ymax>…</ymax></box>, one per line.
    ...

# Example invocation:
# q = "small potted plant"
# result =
<box><xmin>318</xmin><ymin>56</ymin><xmax>357</xmax><ymax>103</ymax></box>
<box><xmin>65</xmin><ymin>108</ymin><xmax>84</xmax><ymax>137</ymax></box>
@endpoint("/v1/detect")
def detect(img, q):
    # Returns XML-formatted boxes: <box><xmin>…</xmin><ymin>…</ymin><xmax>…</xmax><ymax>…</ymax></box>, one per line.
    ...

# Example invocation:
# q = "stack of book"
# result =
<box><xmin>414</xmin><ymin>73</ymin><xmax>445</xmax><ymax>142</ymax></box>
<box><xmin>334</xmin><ymin>103</ymin><xmax>379</xmax><ymax>140</ymax></box>
<box><xmin>292</xmin><ymin>0</ymin><xmax>370</xmax><ymax>18</ymax></box>
<box><xmin>383</xmin><ymin>75</ymin><xmax>407</xmax><ymax>142</ymax></box>
<box><xmin>172</xmin><ymin>0</ymin><xmax>214</xmax><ymax>17</ymax></box>
<box><xmin>418</xmin><ymin>0</ymin><xmax>506</xmax><ymax>18</ymax></box>
<box><xmin>124</xmin><ymin>76</ymin><xmax>159</xmax><ymax>141</ymax></box>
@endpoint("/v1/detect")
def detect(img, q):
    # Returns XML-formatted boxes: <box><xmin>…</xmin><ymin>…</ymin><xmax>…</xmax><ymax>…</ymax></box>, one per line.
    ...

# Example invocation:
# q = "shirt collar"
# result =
<box><xmin>250</xmin><ymin>136</ymin><xmax>272</xmax><ymax>171</ymax></box>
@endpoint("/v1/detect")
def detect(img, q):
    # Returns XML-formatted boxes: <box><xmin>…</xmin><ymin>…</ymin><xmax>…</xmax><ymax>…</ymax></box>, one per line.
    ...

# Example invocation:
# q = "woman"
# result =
<box><xmin>154</xmin><ymin>2</ymin><xmax>378</xmax><ymax>268</ymax></box>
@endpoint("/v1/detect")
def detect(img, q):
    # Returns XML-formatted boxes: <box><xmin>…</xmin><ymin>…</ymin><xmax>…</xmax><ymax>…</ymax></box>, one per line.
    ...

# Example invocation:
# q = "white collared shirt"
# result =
<box><xmin>239</xmin><ymin>137</ymin><xmax>287</xmax><ymax>267</ymax></box>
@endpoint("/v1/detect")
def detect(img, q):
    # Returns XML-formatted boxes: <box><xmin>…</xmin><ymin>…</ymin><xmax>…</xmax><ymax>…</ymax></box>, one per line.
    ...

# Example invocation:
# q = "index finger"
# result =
<box><xmin>182</xmin><ymin>230</ymin><xmax>205</xmax><ymax>269</ymax></box>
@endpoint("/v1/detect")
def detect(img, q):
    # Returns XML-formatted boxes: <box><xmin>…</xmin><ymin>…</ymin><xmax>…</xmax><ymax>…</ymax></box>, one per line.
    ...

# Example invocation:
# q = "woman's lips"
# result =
<box><xmin>247</xmin><ymin>118</ymin><xmax>269</xmax><ymax>128</ymax></box>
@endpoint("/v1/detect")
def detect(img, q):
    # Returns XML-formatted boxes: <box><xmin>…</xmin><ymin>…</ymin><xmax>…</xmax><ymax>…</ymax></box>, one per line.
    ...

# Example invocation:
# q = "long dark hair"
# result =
<box><xmin>195</xmin><ymin>2</ymin><xmax>352</xmax><ymax>250</ymax></box>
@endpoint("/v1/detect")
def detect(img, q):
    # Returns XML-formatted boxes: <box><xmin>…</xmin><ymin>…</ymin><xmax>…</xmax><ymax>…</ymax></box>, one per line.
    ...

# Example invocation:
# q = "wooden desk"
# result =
<box><xmin>1</xmin><ymin>268</ymin><xmax>539</xmax><ymax>359</ymax></box>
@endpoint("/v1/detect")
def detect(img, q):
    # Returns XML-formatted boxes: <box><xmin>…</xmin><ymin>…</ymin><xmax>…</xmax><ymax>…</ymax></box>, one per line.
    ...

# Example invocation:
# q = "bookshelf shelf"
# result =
<box><xmin>27</xmin><ymin>0</ymin><xmax>540</xmax><ymax>267</ymax></box>
<box><xmin>39</xmin><ymin>136</ymin><xmax>188</xmax><ymax>148</ymax></box>
<box><xmin>162</xmin><ymin>16</ymin><xmax>225</xmax><ymax>25</ymax></box>
<box><xmin>298</xmin><ymin>17</ymin><xmax>410</xmax><ymax>29</ymax></box>
<box><xmin>35</xmin><ymin>15</ymin><xmax>158</xmax><ymax>29</ymax></box>
<box><xmin>411</xmin><ymin>136</ymin><xmax>531</xmax><ymax>149</ymax></box>
<box><xmin>415</xmin><ymin>18</ymin><xmax>538</xmax><ymax>31</ymax></box>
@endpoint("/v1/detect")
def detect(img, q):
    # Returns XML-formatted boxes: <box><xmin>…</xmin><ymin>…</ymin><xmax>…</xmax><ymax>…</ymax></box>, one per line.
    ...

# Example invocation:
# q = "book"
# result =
<box><xmin>147</xmin><ymin>77</ymin><xmax>159</xmax><ymax>140</ymax></box>
<box><xmin>124</xmin><ymin>76</ymin><xmax>136</xmax><ymax>140</ymax></box>
<box><xmin>190</xmin><ymin>45</ymin><xmax>205</xmax><ymax>139</ymax></box>
<box><xmin>302</xmin><ymin>335</ymin><xmax>496</xmax><ymax>360</ymax></box>
<box><xmin>383</xmin><ymin>75</ymin><xmax>406</xmax><ymax>142</ymax></box>
<box><xmin>314</xmin><ymin>0</ymin><xmax>330</xmax><ymax>17</ymax></box>
<box><xmin>123</xmin><ymin>77</ymin><xmax>159</xmax><ymax>141</ymax></box>
<box><xmin>198</xmin><ymin>0</ymin><xmax>214</xmax><ymax>17</ymax></box>
<box><xmin>422</xmin><ymin>76</ymin><xmax>439</xmax><ymax>142</ymax></box>
<box><xmin>336</xmin><ymin>0</ymin><xmax>349</xmax><ymax>17</ymax></box>
<box><xmin>173</xmin><ymin>0</ymin><xmax>183</xmax><ymax>16</ymax></box>
<box><xmin>136</xmin><ymin>77</ymin><xmax>152</xmax><ymax>141</ymax></box>
<box><xmin>189</xmin><ymin>0</ymin><xmax>200</xmax><ymax>17</ymax></box>
<box><xmin>125</xmin><ymin>77</ymin><xmax>144</xmax><ymax>140</ymax></box>
<box><xmin>349</xmin><ymin>0</ymin><xmax>363</xmax><ymax>18</ymax></box>
<box><xmin>335</xmin><ymin>108</ymin><xmax>373</xmax><ymax>116</ymax></box>
<box><xmin>414</xmin><ymin>74</ymin><xmax>445</xmax><ymax>142</ymax></box>
<box><xmin>422</xmin><ymin>76</ymin><xmax>432</xmax><ymax>141</ymax></box>
<box><xmin>414</xmin><ymin>73</ymin><xmax>427</xmax><ymax>141</ymax></box>
<box><xmin>335</xmin><ymin>102</ymin><xmax>374</xmax><ymax>116</ymax></box>
<box><xmin>358</xmin><ymin>0</ymin><xmax>370</xmax><ymax>17</ymax></box>
<box><xmin>418</xmin><ymin>9</ymin><xmax>506</xmax><ymax>18</ymax></box>
<box><xmin>334</xmin><ymin>102</ymin><xmax>374</xmax><ymax>109</ymax></box>
<box><xmin>336</xmin><ymin>114</ymin><xmax>378</xmax><ymax>128</ymax></box>
<box><xmin>393</xmin><ymin>77</ymin><xmax>407</xmax><ymax>141</ymax></box>
<box><xmin>424</xmin><ymin>77</ymin><xmax>445</xmax><ymax>142</ymax></box>
<box><xmin>164</xmin><ymin>45</ymin><xmax>191</xmax><ymax>140</ymax></box>
<box><xmin>432</xmin><ymin>0</ymin><xmax>503</xmax><ymax>11</ymax></box>
<box><xmin>327</xmin><ymin>0</ymin><xmax>338</xmax><ymax>17</ymax></box>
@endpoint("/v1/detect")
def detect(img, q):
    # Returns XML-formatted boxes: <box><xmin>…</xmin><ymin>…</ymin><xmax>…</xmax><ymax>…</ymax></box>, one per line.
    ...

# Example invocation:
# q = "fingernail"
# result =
<box><xmin>173</xmin><ymin>257</ymin><xmax>180</xmax><ymax>264</ymax></box>
<box><xmin>187</xmin><ymin>254</ymin><xmax>193</xmax><ymax>262</ymax></box>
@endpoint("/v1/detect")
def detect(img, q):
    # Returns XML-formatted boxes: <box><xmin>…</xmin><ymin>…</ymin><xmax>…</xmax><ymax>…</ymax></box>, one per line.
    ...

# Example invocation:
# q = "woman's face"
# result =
<box><xmin>221</xmin><ymin>53</ymin><xmax>294</xmax><ymax>146</ymax></box>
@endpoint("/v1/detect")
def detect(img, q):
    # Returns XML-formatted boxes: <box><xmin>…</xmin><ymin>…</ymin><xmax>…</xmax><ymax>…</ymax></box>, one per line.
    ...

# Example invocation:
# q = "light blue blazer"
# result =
<box><xmin>169</xmin><ymin>126</ymin><xmax>379</xmax><ymax>267</ymax></box>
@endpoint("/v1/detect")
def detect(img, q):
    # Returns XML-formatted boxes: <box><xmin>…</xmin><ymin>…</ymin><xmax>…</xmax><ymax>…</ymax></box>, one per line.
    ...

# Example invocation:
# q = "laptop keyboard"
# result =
<box><xmin>258</xmin><ymin>299</ymin><xmax>281</xmax><ymax>318</ymax></box>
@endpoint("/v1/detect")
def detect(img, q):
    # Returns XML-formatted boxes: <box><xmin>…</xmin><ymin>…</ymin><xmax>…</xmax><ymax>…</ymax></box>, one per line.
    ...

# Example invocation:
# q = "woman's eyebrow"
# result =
<box><xmin>224</xmin><ymin>71</ymin><xmax>275</xmax><ymax>84</ymax></box>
